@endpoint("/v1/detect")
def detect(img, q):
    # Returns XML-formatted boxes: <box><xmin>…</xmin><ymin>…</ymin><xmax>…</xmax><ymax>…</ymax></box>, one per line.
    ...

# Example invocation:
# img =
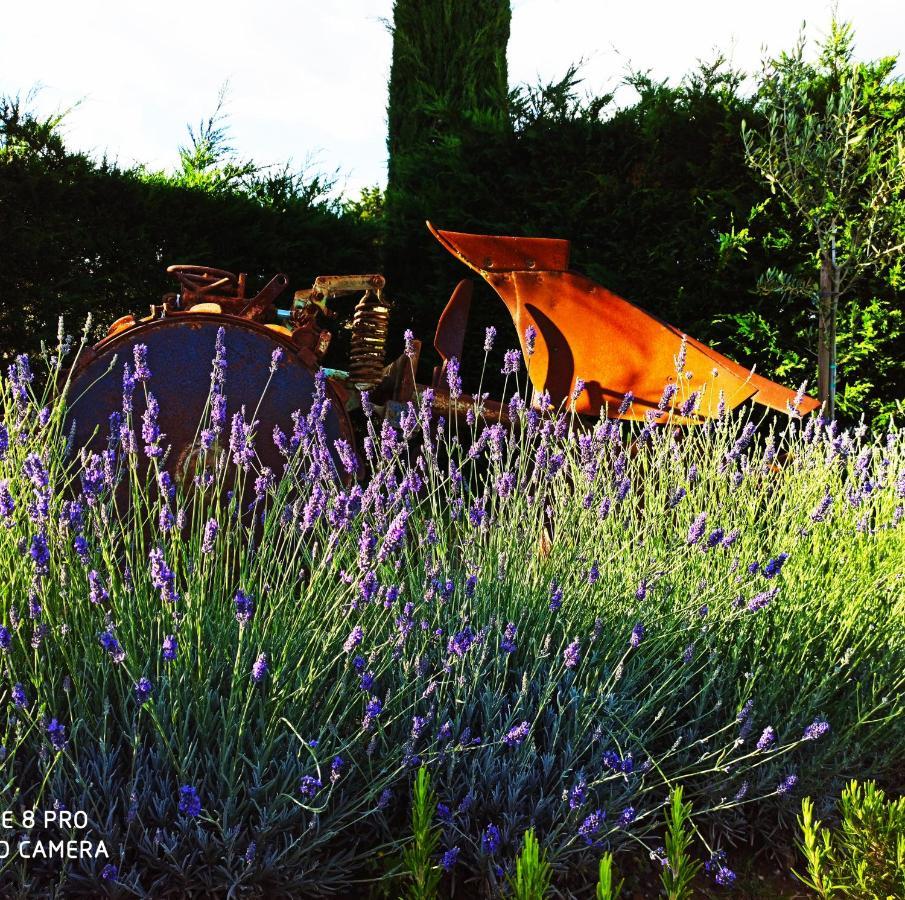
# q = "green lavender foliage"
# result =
<box><xmin>595</xmin><ymin>852</ymin><xmax>622</xmax><ymax>900</ymax></box>
<box><xmin>403</xmin><ymin>767</ymin><xmax>442</xmax><ymax>900</ymax></box>
<box><xmin>0</xmin><ymin>329</ymin><xmax>902</xmax><ymax>895</ymax></box>
<box><xmin>508</xmin><ymin>828</ymin><xmax>552</xmax><ymax>900</ymax></box>
<box><xmin>795</xmin><ymin>781</ymin><xmax>905</xmax><ymax>898</ymax></box>
<box><xmin>660</xmin><ymin>786</ymin><xmax>701</xmax><ymax>899</ymax></box>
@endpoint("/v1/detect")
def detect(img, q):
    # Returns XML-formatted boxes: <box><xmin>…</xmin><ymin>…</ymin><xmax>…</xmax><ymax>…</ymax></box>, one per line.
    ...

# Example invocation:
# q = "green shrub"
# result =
<box><xmin>508</xmin><ymin>828</ymin><xmax>552</xmax><ymax>899</ymax></box>
<box><xmin>796</xmin><ymin>780</ymin><xmax>905</xmax><ymax>898</ymax></box>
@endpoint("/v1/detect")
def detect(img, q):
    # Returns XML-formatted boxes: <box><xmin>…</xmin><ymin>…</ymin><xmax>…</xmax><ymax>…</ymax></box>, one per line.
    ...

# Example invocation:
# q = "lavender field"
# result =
<box><xmin>0</xmin><ymin>327</ymin><xmax>902</xmax><ymax>897</ymax></box>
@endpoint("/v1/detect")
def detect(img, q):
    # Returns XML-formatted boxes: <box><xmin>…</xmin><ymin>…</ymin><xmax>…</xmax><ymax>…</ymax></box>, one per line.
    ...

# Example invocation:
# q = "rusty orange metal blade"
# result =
<box><xmin>427</xmin><ymin>222</ymin><xmax>819</xmax><ymax>420</ymax></box>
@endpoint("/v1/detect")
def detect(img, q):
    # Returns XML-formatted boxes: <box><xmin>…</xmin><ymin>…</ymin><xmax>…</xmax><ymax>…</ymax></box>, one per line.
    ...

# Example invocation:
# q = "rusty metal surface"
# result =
<box><xmin>165</xmin><ymin>265</ymin><xmax>289</xmax><ymax>321</ymax></box>
<box><xmin>66</xmin><ymin>313</ymin><xmax>355</xmax><ymax>481</ymax></box>
<box><xmin>428</xmin><ymin>223</ymin><xmax>820</xmax><ymax>419</ymax></box>
<box><xmin>432</xmin><ymin>279</ymin><xmax>473</xmax><ymax>389</ymax></box>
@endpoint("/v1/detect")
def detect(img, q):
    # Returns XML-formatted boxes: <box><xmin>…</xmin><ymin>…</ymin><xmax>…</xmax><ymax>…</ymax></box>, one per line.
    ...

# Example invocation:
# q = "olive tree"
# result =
<box><xmin>741</xmin><ymin>19</ymin><xmax>905</xmax><ymax>419</ymax></box>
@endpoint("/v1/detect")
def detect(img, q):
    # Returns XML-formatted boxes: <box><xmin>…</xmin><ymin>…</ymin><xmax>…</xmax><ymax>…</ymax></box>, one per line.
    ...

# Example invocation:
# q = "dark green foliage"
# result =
<box><xmin>402</xmin><ymin>767</ymin><xmax>442</xmax><ymax>900</ymax></box>
<box><xmin>384</xmin><ymin>0</ymin><xmax>512</xmax><ymax>359</ymax></box>
<box><xmin>0</xmin><ymin>94</ymin><xmax>377</xmax><ymax>364</ymax></box>
<box><xmin>796</xmin><ymin>781</ymin><xmax>905</xmax><ymax>898</ymax></box>
<box><xmin>661</xmin><ymin>786</ymin><xmax>701</xmax><ymax>899</ymax></box>
<box><xmin>731</xmin><ymin>18</ymin><xmax>905</xmax><ymax>420</ymax></box>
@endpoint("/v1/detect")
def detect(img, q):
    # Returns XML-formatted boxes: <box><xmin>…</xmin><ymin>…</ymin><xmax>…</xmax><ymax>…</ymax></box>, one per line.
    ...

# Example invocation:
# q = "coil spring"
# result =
<box><xmin>348</xmin><ymin>288</ymin><xmax>391</xmax><ymax>389</ymax></box>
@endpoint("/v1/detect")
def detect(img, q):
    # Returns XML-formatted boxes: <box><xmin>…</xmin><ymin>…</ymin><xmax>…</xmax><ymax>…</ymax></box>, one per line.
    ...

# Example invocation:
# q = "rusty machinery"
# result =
<box><xmin>65</xmin><ymin>222</ymin><xmax>819</xmax><ymax>476</ymax></box>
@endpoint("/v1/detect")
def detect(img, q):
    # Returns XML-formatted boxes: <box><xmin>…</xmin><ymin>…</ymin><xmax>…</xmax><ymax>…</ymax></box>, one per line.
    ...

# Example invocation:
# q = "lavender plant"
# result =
<box><xmin>0</xmin><ymin>322</ymin><xmax>901</xmax><ymax>896</ymax></box>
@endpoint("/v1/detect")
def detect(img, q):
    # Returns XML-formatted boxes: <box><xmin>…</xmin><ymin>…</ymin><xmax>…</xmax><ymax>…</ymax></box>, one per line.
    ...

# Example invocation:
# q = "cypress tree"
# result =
<box><xmin>384</xmin><ymin>0</ymin><xmax>511</xmax><ymax>347</ymax></box>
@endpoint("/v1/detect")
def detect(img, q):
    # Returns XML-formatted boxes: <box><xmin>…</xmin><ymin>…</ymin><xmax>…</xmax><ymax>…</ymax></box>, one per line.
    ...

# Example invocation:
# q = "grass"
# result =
<box><xmin>0</xmin><ymin>327</ymin><xmax>901</xmax><ymax>896</ymax></box>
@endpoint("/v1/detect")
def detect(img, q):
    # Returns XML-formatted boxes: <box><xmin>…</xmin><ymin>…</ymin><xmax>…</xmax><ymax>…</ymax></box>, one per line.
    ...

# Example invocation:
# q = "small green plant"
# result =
<box><xmin>508</xmin><ymin>828</ymin><xmax>552</xmax><ymax>899</ymax></box>
<box><xmin>402</xmin><ymin>767</ymin><xmax>442</xmax><ymax>900</ymax></box>
<box><xmin>795</xmin><ymin>780</ymin><xmax>905</xmax><ymax>898</ymax></box>
<box><xmin>596</xmin><ymin>852</ymin><xmax>623</xmax><ymax>899</ymax></box>
<box><xmin>661</xmin><ymin>786</ymin><xmax>702</xmax><ymax>899</ymax></box>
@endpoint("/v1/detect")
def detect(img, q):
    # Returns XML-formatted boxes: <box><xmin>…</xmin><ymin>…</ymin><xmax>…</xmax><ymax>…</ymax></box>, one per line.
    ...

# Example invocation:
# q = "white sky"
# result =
<box><xmin>3</xmin><ymin>0</ymin><xmax>902</xmax><ymax>198</ymax></box>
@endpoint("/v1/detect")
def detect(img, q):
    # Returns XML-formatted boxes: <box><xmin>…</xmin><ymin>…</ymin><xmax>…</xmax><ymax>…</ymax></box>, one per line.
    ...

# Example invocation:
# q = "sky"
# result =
<box><xmin>3</xmin><ymin>0</ymin><xmax>902</xmax><ymax>198</ymax></box>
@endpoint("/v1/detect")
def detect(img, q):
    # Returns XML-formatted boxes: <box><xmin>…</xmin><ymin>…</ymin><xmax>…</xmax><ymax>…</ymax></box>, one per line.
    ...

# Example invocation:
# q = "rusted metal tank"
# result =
<box><xmin>65</xmin><ymin>266</ymin><xmax>361</xmax><ymax>482</ymax></box>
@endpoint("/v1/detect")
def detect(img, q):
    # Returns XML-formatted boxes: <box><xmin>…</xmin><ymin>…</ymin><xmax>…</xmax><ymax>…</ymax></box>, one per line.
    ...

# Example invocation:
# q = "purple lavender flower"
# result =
<box><xmin>747</xmin><ymin>587</ymin><xmax>779</xmax><ymax>612</ymax></box>
<box><xmin>0</xmin><ymin>480</ymin><xmax>13</xmax><ymax>522</ymax></box>
<box><xmin>363</xmin><ymin>695</ymin><xmax>383</xmax><ymax>728</ymax></box>
<box><xmin>777</xmin><ymin>774</ymin><xmax>798</xmax><ymax>794</ymax></box>
<box><xmin>549</xmin><ymin>580</ymin><xmax>563</xmax><ymax>611</ymax></box>
<box><xmin>618</xmin><ymin>391</ymin><xmax>634</xmax><ymax>414</ymax></box>
<box><xmin>678</xmin><ymin>391</ymin><xmax>699</xmax><ymax>417</ymax></box>
<box><xmin>178</xmin><ymin>785</ymin><xmax>201</xmax><ymax>817</ymax></box>
<box><xmin>481</xmin><ymin>823</ymin><xmax>501</xmax><ymax>854</ymax></box>
<box><xmin>524</xmin><ymin>325</ymin><xmax>537</xmax><ymax>356</ymax></box>
<box><xmin>269</xmin><ymin>347</ymin><xmax>284</xmax><ymax>373</ymax></box>
<box><xmin>757</xmin><ymin>727</ymin><xmax>776</xmax><ymax>751</ymax></box>
<box><xmin>503</xmin><ymin>721</ymin><xmax>530</xmax><ymax>747</ymax></box>
<box><xmin>802</xmin><ymin>718</ymin><xmax>830</xmax><ymax>741</ymax></box>
<box><xmin>135</xmin><ymin>677</ymin><xmax>153</xmax><ymax>704</ymax></box>
<box><xmin>141</xmin><ymin>393</ymin><xmax>165</xmax><ymax>459</ymax></box>
<box><xmin>0</xmin><ymin>627</ymin><xmax>10</xmax><ymax>651</ymax></box>
<box><xmin>149</xmin><ymin>547</ymin><xmax>178</xmax><ymax>603</ymax></box>
<box><xmin>737</xmin><ymin>700</ymin><xmax>754</xmax><ymax>723</ymax></box>
<box><xmin>658</xmin><ymin>382</ymin><xmax>678</xmax><ymax>410</ymax></box>
<box><xmin>714</xmin><ymin>865</ymin><xmax>736</xmax><ymax>886</ymax></box>
<box><xmin>74</xmin><ymin>535</ymin><xmax>90</xmax><ymax>564</ymax></box>
<box><xmin>12</xmin><ymin>683</ymin><xmax>28</xmax><ymax>708</ymax></box>
<box><xmin>441</xmin><ymin>846</ymin><xmax>460</xmax><ymax>871</ymax></box>
<box><xmin>88</xmin><ymin>570</ymin><xmax>109</xmax><ymax>605</ymax></box>
<box><xmin>502</xmin><ymin>350</ymin><xmax>520</xmax><ymax>376</ymax></box>
<box><xmin>687</xmin><ymin>512</ymin><xmax>707</xmax><ymax>545</ymax></box>
<box><xmin>334</xmin><ymin>439</ymin><xmax>358</xmax><ymax>476</ymax></box>
<box><xmin>299</xmin><ymin>775</ymin><xmax>322</xmax><ymax>800</ymax></box>
<box><xmin>578</xmin><ymin>809</ymin><xmax>605</xmax><ymax>845</ymax></box>
<box><xmin>500</xmin><ymin>622</ymin><xmax>517</xmax><ymax>654</ymax></box>
<box><xmin>762</xmin><ymin>553</ymin><xmax>789</xmax><ymax>579</ymax></box>
<box><xmin>229</xmin><ymin>408</ymin><xmax>257</xmax><ymax>470</ymax></box>
<box><xmin>30</xmin><ymin>532</ymin><xmax>50</xmax><ymax>575</ymax></box>
<box><xmin>682</xmin><ymin>643</ymin><xmax>695</xmax><ymax>663</ymax></box>
<box><xmin>234</xmin><ymin>590</ymin><xmax>255</xmax><ymax>625</ymax></box>
<box><xmin>344</xmin><ymin>625</ymin><xmax>364</xmax><ymax>653</ymax></box>
<box><xmin>569</xmin><ymin>780</ymin><xmax>586</xmax><ymax>809</ymax></box>
<box><xmin>330</xmin><ymin>755</ymin><xmax>344</xmax><ymax>783</ymax></box>
<box><xmin>618</xmin><ymin>806</ymin><xmax>636</xmax><ymax>827</ymax></box>
<box><xmin>811</xmin><ymin>490</ymin><xmax>833</xmax><ymax>522</ymax></box>
<box><xmin>445</xmin><ymin>357</ymin><xmax>462</xmax><ymax>400</ymax></box>
<box><xmin>667</xmin><ymin>486</ymin><xmax>686</xmax><ymax>509</ymax></box>
<box><xmin>403</xmin><ymin>329</ymin><xmax>416</xmax><ymax>359</ymax></box>
<box><xmin>201</xmin><ymin>518</ymin><xmax>219</xmax><ymax>554</ymax></box>
<box><xmin>563</xmin><ymin>637</ymin><xmax>581</xmax><ymax>669</ymax></box>
<box><xmin>360</xmin><ymin>670</ymin><xmax>374</xmax><ymax>692</ymax></box>
<box><xmin>47</xmin><ymin>718</ymin><xmax>68</xmax><ymax>752</ymax></box>
<box><xmin>705</xmin><ymin>528</ymin><xmax>724</xmax><ymax>550</ymax></box>
<box><xmin>447</xmin><ymin>627</ymin><xmax>475</xmax><ymax>658</ymax></box>
<box><xmin>483</xmin><ymin>326</ymin><xmax>496</xmax><ymax>352</ymax></box>
<box><xmin>100</xmin><ymin>864</ymin><xmax>118</xmax><ymax>881</ymax></box>
<box><xmin>252</xmin><ymin>653</ymin><xmax>269</xmax><ymax>683</ymax></box>
<box><xmin>133</xmin><ymin>344</ymin><xmax>151</xmax><ymax>381</ymax></box>
<box><xmin>99</xmin><ymin>631</ymin><xmax>126</xmax><ymax>663</ymax></box>
<box><xmin>629</xmin><ymin>623</ymin><xmax>645</xmax><ymax>648</ymax></box>
<box><xmin>162</xmin><ymin>634</ymin><xmax>178</xmax><ymax>661</ymax></box>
